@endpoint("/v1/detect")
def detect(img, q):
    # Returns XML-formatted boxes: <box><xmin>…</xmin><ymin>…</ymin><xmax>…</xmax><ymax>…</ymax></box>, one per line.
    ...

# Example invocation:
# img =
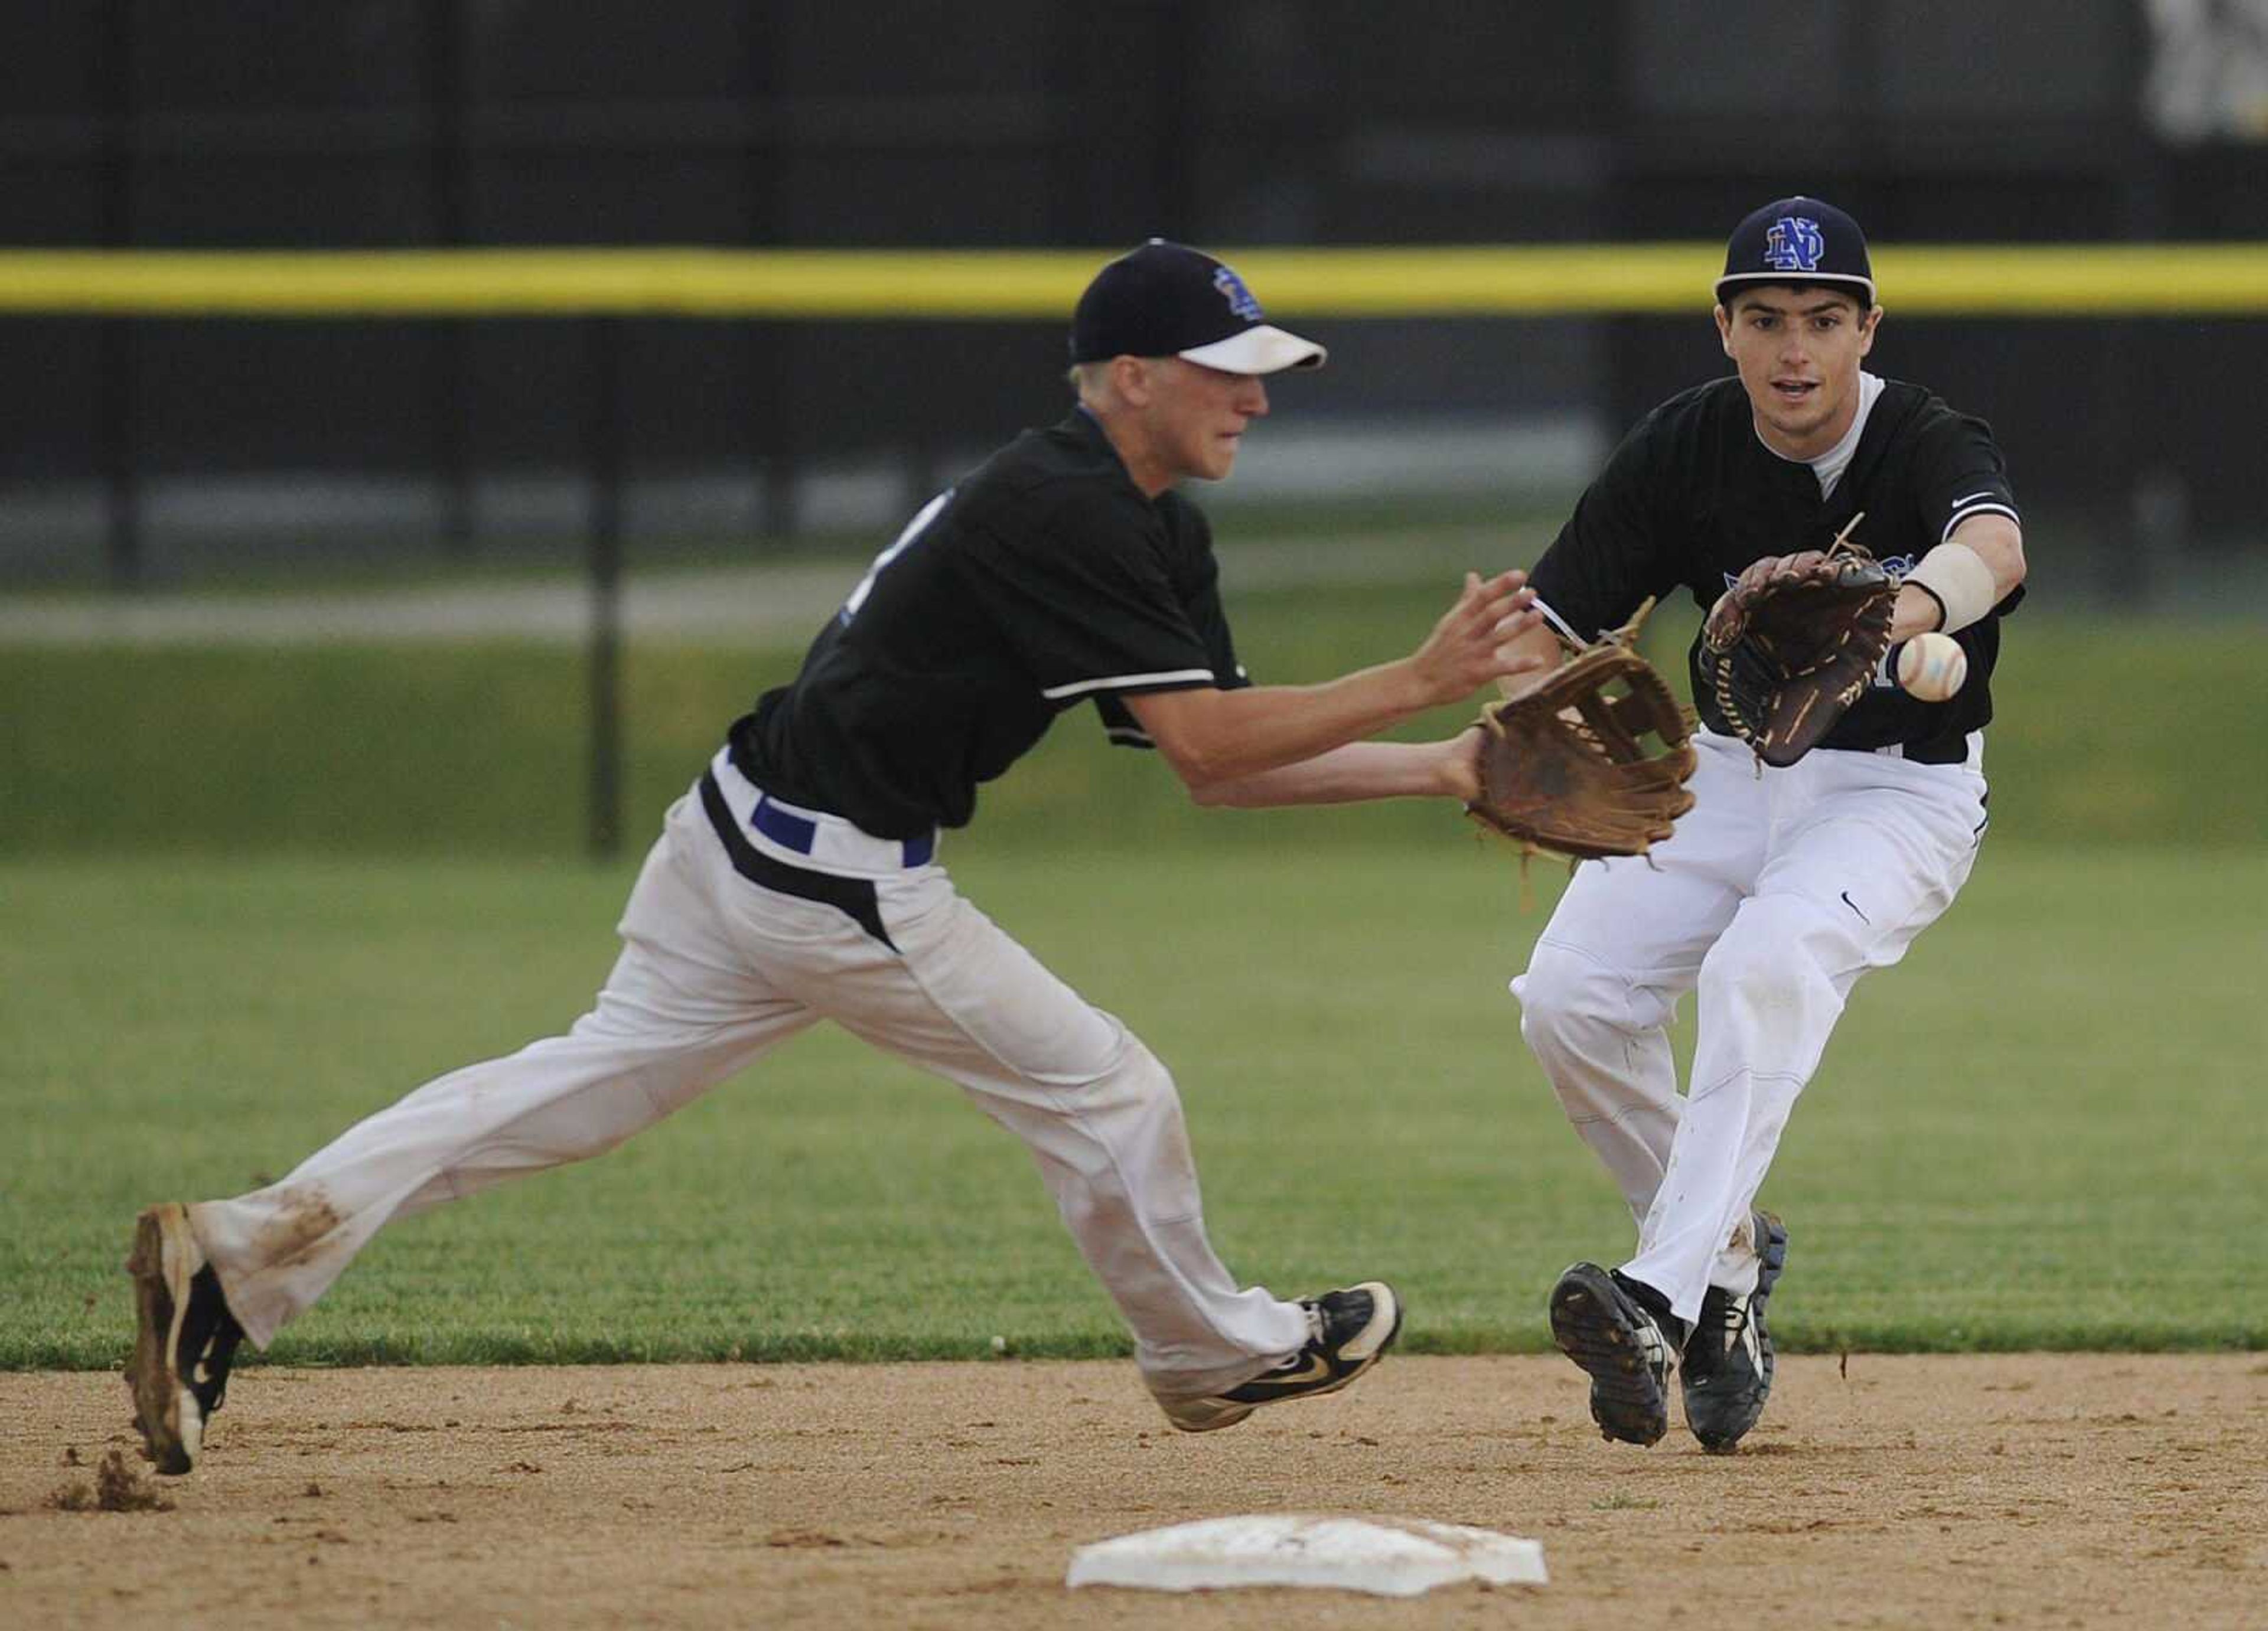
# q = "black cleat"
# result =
<box><xmin>1681</xmin><ymin>1210</ymin><xmax>1788</xmax><ymax>1454</ymax></box>
<box><xmin>1159</xmin><ymin>1282</ymin><xmax>1403</xmax><ymax>1433</ymax></box>
<box><xmin>125</xmin><ymin>1204</ymin><xmax>246</xmax><ymax>1475</ymax></box>
<box><xmin>1550</xmin><ymin>1263</ymin><xmax>1679</xmax><ymax>1447</ymax></box>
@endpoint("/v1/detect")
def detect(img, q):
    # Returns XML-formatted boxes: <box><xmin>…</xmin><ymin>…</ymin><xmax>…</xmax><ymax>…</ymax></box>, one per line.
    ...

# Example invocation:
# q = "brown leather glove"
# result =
<box><xmin>1702</xmin><ymin>543</ymin><xmax>1896</xmax><ymax>768</ymax></box>
<box><xmin>1467</xmin><ymin>618</ymin><xmax>1697</xmax><ymax>862</ymax></box>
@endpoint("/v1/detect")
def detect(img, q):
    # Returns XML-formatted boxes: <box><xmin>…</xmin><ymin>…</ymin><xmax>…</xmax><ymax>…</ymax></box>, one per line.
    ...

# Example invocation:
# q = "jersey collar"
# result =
<box><xmin>1755</xmin><ymin>371</ymin><xmax>1884</xmax><ymax>500</ymax></box>
<box><xmin>1067</xmin><ymin>403</ymin><xmax>1151</xmax><ymax>499</ymax></box>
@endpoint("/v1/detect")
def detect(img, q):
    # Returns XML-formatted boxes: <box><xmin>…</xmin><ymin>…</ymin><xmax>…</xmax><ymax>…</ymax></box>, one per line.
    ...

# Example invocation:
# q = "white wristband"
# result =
<box><xmin>1904</xmin><ymin>541</ymin><xmax>1996</xmax><ymax>633</ymax></box>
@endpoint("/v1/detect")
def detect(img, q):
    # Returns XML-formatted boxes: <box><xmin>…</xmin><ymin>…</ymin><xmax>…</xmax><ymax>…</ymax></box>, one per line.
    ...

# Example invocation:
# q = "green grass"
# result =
<box><xmin>2</xmin><ymin>579</ymin><xmax>2262</xmax><ymax>1368</ymax></box>
<box><xmin>3</xmin><ymin>842</ymin><xmax>2261</xmax><ymax>1371</ymax></box>
<box><xmin>2</xmin><ymin>591</ymin><xmax>2260</xmax><ymax>854</ymax></box>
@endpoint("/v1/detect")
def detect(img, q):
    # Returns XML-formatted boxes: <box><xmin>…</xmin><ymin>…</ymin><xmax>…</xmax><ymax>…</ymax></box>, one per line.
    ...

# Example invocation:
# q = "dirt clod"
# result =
<box><xmin>48</xmin><ymin>1451</ymin><xmax>173</xmax><ymax>1514</ymax></box>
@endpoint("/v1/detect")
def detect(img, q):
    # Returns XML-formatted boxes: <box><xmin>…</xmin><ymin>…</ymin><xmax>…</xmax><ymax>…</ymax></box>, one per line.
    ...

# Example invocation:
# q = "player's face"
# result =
<box><xmin>1146</xmin><ymin>358</ymin><xmax>1270</xmax><ymax>485</ymax></box>
<box><xmin>1716</xmin><ymin>288</ymin><xmax>1880</xmax><ymax>461</ymax></box>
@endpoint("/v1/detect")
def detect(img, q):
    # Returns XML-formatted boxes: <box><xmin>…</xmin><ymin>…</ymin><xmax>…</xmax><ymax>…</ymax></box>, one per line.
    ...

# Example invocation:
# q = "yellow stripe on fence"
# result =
<box><xmin>0</xmin><ymin>244</ymin><xmax>2264</xmax><ymax>317</ymax></box>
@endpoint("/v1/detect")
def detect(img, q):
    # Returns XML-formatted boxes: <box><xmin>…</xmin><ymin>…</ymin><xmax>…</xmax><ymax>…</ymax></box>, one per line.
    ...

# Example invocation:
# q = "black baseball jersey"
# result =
<box><xmin>728</xmin><ymin>408</ymin><xmax>1246</xmax><ymax>838</ymax></box>
<box><xmin>1531</xmin><ymin>376</ymin><xmax>2023</xmax><ymax>759</ymax></box>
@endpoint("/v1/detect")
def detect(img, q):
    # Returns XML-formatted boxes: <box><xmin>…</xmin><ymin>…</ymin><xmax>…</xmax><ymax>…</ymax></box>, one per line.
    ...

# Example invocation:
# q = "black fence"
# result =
<box><xmin>4</xmin><ymin>1</ymin><xmax>2266</xmax><ymax>586</ymax></box>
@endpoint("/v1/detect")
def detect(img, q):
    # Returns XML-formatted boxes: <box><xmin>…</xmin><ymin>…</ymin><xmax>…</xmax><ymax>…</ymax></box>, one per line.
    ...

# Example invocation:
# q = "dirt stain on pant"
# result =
<box><xmin>249</xmin><ymin>1185</ymin><xmax>344</xmax><ymax>1270</ymax></box>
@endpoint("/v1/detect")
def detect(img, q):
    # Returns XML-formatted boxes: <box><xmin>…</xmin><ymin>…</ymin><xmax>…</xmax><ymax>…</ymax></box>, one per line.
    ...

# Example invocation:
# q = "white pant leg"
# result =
<box><xmin>1624</xmin><ymin>745</ymin><xmax>1988</xmax><ymax>1323</ymax></box>
<box><xmin>194</xmin><ymin>795</ymin><xmax>819</xmax><ymax>1347</ymax></box>
<box><xmin>194</xmin><ymin>783</ymin><xmax>1310</xmax><ymax>1397</ymax></box>
<box><xmin>1511</xmin><ymin>737</ymin><xmax>1764</xmax><ymax>1227</ymax></box>
<box><xmin>772</xmin><ymin>865</ymin><xmax>1307</xmax><ymax>1402</ymax></box>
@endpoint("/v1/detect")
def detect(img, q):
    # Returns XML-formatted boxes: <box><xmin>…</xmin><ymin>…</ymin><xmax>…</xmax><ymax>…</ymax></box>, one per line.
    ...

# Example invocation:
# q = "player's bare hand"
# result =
<box><xmin>1409</xmin><ymin>570</ymin><xmax>1545</xmax><ymax>706</ymax></box>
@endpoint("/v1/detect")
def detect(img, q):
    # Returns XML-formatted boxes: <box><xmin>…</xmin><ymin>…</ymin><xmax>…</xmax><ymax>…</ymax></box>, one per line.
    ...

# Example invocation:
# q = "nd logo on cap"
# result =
<box><xmin>1211</xmin><ymin>265</ymin><xmax>1265</xmax><ymax>324</ymax></box>
<box><xmin>1762</xmin><ymin>216</ymin><xmax>1826</xmax><ymax>275</ymax></box>
<box><xmin>1715</xmin><ymin>197</ymin><xmax>1876</xmax><ymax>308</ymax></box>
<box><xmin>1070</xmin><ymin>240</ymin><xmax>1327</xmax><ymax>374</ymax></box>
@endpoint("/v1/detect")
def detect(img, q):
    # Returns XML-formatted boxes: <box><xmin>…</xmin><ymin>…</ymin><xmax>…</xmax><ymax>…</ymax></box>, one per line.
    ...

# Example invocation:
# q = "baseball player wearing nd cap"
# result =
<box><xmin>125</xmin><ymin>240</ymin><xmax>1545</xmax><ymax>1473</ymax></box>
<box><xmin>1498</xmin><ymin>197</ymin><xmax>2028</xmax><ymax>1452</ymax></box>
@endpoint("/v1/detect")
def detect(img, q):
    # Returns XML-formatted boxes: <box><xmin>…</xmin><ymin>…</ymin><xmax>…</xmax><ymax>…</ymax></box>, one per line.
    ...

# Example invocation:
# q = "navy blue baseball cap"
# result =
<box><xmin>1715</xmin><ymin>197</ymin><xmax>1876</xmax><ymax>308</ymax></box>
<box><xmin>1070</xmin><ymin>239</ymin><xmax>1326</xmax><ymax>374</ymax></box>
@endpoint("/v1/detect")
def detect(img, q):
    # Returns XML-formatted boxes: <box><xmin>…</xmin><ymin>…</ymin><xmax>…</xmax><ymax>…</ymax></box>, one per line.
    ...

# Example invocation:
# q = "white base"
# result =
<box><xmin>1065</xmin><ymin>1514</ymin><xmax>1547</xmax><ymax>1597</ymax></box>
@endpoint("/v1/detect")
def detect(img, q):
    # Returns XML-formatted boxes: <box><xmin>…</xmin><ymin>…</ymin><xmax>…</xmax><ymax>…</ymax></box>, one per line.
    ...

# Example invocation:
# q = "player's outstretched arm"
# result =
<box><xmin>1126</xmin><ymin>570</ymin><xmax>1542</xmax><ymax>795</ymax></box>
<box><xmin>1890</xmin><ymin>514</ymin><xmax>2025</xmax><ymax>641</ymax></box>
<box><xmin>1184</xmin><ymin>735</ymin><xmax>1482</xmax><ymax>809</ymax></box>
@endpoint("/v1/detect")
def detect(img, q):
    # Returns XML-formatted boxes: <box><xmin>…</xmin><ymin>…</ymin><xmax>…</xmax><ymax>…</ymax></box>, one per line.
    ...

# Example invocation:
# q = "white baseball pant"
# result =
<box><xmin>189</xmin><ymin>751</ymin><xmax>1310</xmax><ymax>1405</ymax></box>
<box><xmin>1511</xmin><ymin>729</ymin><xmax>1987</xmax><ymax>1325</ymax></box>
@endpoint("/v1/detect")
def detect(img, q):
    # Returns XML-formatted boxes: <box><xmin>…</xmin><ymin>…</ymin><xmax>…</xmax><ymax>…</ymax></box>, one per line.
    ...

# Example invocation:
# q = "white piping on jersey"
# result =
<box><xmin>1943</xmin><ymin>500</ymin><xmax>2020</xmax><ymax>543</ymax></box>
<box><xmin>1530</xmin><ymin>594</ymin><xmax>1586</xmax><ymax>647</ymax></box>
<box><xmin>1041</xmin><ymin>667</ymin><xmax>1217</xmax><ymax>701</ymax></box>
<box><xmin>1104</xmin><ymin>725</ymin><xmax>1153</xmax><ymax>746</ymax></box>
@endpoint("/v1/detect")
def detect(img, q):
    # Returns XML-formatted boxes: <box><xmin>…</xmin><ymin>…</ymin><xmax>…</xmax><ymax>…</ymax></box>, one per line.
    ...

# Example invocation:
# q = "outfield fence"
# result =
<box><xmin>7</xmin><ymin>240</ymin><xmax>2266</xmax><ymax>595</ymax></box>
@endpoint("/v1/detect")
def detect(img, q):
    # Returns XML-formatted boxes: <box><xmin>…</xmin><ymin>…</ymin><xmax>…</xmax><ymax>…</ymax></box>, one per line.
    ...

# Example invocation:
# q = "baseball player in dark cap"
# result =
<box><xmin>125</xmin><ymin>240</ymin><xmax>1546</xmax><ymax>1473</ymax></box>
<box><xmin>1497</xmin><ymin>197</ymin><xmax>2028</xmax><ymax>1451</ymax></box>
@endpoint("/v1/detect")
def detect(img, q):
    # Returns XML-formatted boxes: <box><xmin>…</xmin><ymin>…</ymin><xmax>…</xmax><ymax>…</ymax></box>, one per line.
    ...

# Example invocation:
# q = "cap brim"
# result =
<box><xmin>1177</xmin><ymin>325</ymin><xmax>1327</xmax><ymax>375</ymax></box>
<box><xmin>1715</xmin><ymin>271</ymin><xmax>1877</xmax><ymax>308</ymax></box>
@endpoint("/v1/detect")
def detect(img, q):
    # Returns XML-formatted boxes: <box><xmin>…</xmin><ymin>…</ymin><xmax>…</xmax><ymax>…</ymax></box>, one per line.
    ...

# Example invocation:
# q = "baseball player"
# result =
<box><xmin>126</xmin><ymin>239</ymin><xmax>1546</xmax><ymax>1474</ymax></box>
<box><xmin>1502</xmin><ymin>198</ymin><xmax>2027</xmax><ymax>1451</ymax></box>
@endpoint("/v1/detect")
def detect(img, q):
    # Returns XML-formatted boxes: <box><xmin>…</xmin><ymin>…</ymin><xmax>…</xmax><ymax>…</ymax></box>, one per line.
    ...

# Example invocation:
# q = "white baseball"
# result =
<box><xmin>1897</xmin><ymin>632</ymin><xmax>1968</xmax><ymax>702</ymax></box>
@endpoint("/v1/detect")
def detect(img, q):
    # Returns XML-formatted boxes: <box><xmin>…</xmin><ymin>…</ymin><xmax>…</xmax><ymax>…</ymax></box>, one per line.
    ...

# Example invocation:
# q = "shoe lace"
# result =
<box><xmin>1250</xmin><ymin>1302</ymin><xmax>1328</xmax><ymax>1375</ymax></box>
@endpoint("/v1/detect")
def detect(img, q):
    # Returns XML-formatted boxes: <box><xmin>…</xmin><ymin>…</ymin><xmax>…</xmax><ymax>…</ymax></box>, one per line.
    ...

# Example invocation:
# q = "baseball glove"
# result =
<box><xmin>1701</xmin><ymin>533</ymin><xmax>1896</xmax><ymax>768</ymax></box>
<box><xmin>1466</xmin><ymin>605</ymin><xmax>1697</xmax><ymax>862</ymax></box>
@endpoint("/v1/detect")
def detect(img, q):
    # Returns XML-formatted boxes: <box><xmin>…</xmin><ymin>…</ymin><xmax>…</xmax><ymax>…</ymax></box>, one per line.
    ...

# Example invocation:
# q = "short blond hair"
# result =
<box><xmin>1068</xmin><ymin>359</ymin><xmax>1112</xmax><ymax>401</ymax></box>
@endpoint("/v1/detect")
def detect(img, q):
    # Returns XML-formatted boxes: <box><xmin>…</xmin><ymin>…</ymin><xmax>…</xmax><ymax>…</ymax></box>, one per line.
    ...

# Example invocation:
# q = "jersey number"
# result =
<box><xmin>840</xmin><ymin>489</ymin><xmax>951</xmax><ymax>622</ymax></box>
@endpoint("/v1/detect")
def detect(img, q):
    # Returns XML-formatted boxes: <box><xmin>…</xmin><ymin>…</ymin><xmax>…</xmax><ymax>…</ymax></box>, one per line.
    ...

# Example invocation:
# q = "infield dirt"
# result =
<box><xmin>3</xmin><ymin>1355</ymin><xmax>2261</xmax><ymax>1629</ymax></box>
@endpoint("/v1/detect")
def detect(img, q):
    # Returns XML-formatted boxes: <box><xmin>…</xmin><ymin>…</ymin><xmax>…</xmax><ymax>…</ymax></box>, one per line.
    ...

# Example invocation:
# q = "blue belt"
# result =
<box><xmin>752</xmin><ymin>794</ymin><xmax>934</xmax><ymax>869</ymax></box>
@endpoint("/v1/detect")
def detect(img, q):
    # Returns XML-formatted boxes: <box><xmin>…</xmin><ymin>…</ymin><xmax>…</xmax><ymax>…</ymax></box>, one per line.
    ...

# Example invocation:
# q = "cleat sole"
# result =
<box><xmin>1550</xmin><ymin>1267</ymin><xmax>1670</xmax><ymax>1447</ymax></box>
